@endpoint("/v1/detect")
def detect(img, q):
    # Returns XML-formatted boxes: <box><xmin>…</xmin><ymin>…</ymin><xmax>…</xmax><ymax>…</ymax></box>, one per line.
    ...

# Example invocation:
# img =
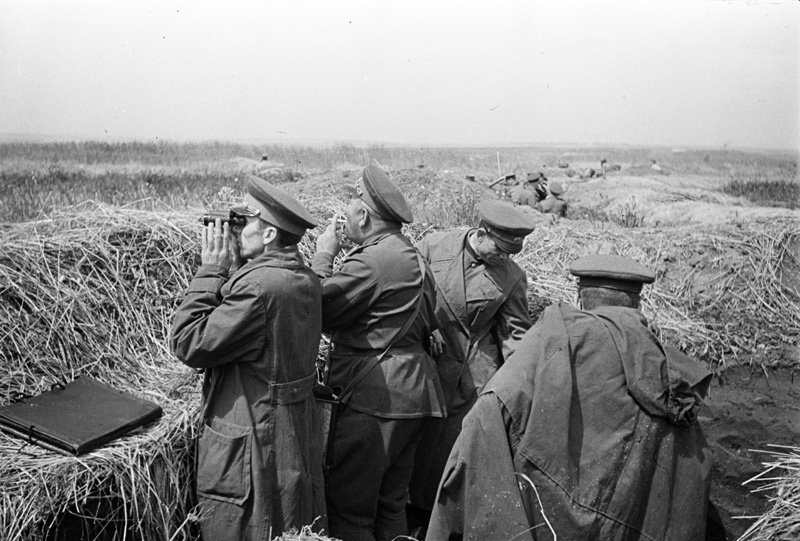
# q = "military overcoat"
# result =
<box><xmin>171</xmin><ymin>247</ymin><xmax>326</xmax><ymax>541</ymax></box>
<box><xmin>428</xmin><ymin>303</ymin><xmax>713</xmax><ymax>541</ymax></box>
<box><xmin>409</xmin><ymin>228</ymin><xmax>531</xmax><ymax>510</ymax></box>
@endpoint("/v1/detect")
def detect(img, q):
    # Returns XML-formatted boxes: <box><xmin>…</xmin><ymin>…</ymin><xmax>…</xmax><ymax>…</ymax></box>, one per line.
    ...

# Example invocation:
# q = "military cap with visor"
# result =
<box><xmin>348</xmin><ymin>165</ymin><xmax>413</xmax><ymax>224</ymax></box>
<box><xmin>526</xmin><ymin>171</ymin><xmax>546</xmax><ymax>182</ymax></box>
<box><xmin>569</xmin><ymin>254</ymin><xmax>656</xmax><ymax>293</ymax></box>
<box><xmin>548</xmin><ymin>180</ymin><xmax>565</xmax><ymax>196</ymax></box>
<box><xmin>478</xmin><ymin>200</ymin><xmax>537</xmax><ymax>254</ymax></box>
<box><xmin>236</xmin><ymin>175</ymin><xmax>319</xmax><ymax>236</ymax></box>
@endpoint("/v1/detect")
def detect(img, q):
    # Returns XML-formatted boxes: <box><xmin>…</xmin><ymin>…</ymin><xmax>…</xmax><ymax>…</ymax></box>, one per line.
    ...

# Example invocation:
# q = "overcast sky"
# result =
<box><xmin>1</xmin><ymin>0</ymin><xmax>797</xmax><ymax>150</ymax></box>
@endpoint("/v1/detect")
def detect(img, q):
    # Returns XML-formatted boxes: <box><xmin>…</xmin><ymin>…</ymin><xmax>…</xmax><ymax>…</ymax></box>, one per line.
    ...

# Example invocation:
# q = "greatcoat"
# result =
<box><xmin>171</xmin><ymin>246</ymin><xmax>326</xmax><ymax>541</ymax></box>
<box><xmin>408</xmin><ymin>228</ymin><xmax>531</xmax><ymax>511</ymax></box>
<box><xmin>428</xmin><ymin>303</ymin><xmax>713</xmax><ymax>541</ymax></box>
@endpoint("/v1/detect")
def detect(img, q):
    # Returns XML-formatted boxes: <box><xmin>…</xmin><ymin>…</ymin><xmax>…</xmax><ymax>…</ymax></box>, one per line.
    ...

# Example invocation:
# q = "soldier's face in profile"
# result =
<box><xmin>235</xmin><ymin>217</ymin><xmax>272</xmax><ymax>260</ymax></box>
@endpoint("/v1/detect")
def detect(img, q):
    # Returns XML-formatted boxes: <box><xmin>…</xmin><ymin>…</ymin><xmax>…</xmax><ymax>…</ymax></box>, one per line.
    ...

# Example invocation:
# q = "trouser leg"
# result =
<box><xmin>375</xmin><ymin>417</ymin><xmax>426</xmax><ymax>541</ymax></box>
<box><xmin>410</xmin><ymin>399</ymin><xmax>470</xmax><ymax>508</ymax></box>
<box><xmin>325</xmin><ymin>407</ymin><xmax>427</xmax><ymax>541</ymax></box>
<box><xmin>325</xmin><ymin>408</ymin><xmax>383</xmax><ymax>541</ymax></box>
<box><xmin>406</xmin><ymin>503</ymin><xmax>432</xmax><ymax>540</ymax></box>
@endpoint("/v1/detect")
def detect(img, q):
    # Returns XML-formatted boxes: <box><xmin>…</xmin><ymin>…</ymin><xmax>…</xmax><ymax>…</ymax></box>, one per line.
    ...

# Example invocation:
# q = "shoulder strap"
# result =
<box><xmin>339</xmin><ymin>250</ymin><xmax>427</xmax><ymax>404</ymax></box>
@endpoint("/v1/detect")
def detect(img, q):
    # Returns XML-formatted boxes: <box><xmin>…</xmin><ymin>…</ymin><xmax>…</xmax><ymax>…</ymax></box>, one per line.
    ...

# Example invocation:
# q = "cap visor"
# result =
<box><xmin>489</xmin><ymin>233</ymin><xmax>522</xmax><ymax>254</ymax></box>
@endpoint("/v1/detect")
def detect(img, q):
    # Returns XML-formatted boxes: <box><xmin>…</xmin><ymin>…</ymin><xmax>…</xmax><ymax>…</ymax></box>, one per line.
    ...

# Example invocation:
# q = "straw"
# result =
<box><xmin>737</xmin><ymin>445</ymin><xmax>800</xmax><ymax>541</ymax></box>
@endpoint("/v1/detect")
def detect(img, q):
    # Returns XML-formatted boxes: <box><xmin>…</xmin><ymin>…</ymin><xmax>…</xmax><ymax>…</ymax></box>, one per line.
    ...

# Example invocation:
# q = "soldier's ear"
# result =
<box><xmin>358</xmin><ymin>206</ymin><xmax>370</xmax><ymax>229</ymax></box>
<box><xmin>262</xmin><ymin>225</ymin><xmax>278</xmax><ymax>246</ymax></box>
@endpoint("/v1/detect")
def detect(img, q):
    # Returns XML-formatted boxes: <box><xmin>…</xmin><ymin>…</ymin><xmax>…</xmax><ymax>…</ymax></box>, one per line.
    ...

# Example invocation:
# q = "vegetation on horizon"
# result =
<box><xmin>1</xmin><ymin>141</ymin><xmax>797</xmax><ymax>222</ymax></box>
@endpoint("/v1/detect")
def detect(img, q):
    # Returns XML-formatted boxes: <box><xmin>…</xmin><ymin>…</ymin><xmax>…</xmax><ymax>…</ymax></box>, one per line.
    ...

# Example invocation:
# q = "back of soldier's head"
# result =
<box><xmin>578</xmin><ymin>287</ymin><xmax>640</xmax><ymax>310</ymax></box>
<box><xmin>569</xmin><ymin>254</ymin><xmax>655</xmax><ymax>311</ymax></box>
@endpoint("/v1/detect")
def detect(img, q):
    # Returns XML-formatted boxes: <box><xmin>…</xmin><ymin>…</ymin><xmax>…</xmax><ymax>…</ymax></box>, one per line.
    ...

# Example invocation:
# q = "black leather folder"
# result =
<box><xmin>0</xmin><ymin>376</ymin><xmax>162</xmax><ymax>456</ymax></box>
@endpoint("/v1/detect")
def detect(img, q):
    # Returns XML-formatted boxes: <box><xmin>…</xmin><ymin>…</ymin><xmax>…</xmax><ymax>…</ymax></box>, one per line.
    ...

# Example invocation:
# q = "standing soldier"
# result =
<box><xmin>407</xmin><ymin>200</ymin><xmax>537</xmax><ymax>536</ymax></box>
<box><xmin>171</xmin><ymin>176</ymin><xmax>326</xmax><ymax>540</ymax></box>
<box><xmin>313</xmin><ymin>165</ymin><xmax>446</xmax><ymax>541</ymax></box>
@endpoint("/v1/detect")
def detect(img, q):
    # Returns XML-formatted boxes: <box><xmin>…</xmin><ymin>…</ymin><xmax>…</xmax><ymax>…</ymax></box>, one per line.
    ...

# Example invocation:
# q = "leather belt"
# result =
<box><xmin>332</xmin><ymin>342</ymin><xmax>426</xmax><ymax>357</ymax></box>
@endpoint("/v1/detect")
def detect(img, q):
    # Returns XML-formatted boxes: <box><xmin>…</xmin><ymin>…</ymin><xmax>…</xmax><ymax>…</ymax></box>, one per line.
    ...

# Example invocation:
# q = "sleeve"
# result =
<box><xmin>312</xmin><ymin>250</ymin><xmax>336</xmax><ymax>279</ymax></box>
<box><xmin>170</xmin><ymin>266</ymin><xmax>266</xmax><ymax>369</ymax></box>
<box><xmin>495</xmin><ymin>274</ymin><xmax>532</xmax><ymax>361</ymax></box>
<box><xmin>316</xmin><ymin>252</ymin><xmax>379</xmax><ymax>332</ymax></box>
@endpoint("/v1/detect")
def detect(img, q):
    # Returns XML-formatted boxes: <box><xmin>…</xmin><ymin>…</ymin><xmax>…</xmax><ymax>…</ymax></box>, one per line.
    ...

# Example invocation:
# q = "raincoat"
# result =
<box><xmin>409</xmin><ymin>228</ymin><xmax>531</xmax><ymax>510</ymax></box>
<box><xmin>428</xmin><ymin>303</ymin><xmax>713</xmax><ymax>541</ymax></box>
<box><xmin>171</xmin><ymin>246</ymin><xmax>326</xmax><ymax>541</ymax></box>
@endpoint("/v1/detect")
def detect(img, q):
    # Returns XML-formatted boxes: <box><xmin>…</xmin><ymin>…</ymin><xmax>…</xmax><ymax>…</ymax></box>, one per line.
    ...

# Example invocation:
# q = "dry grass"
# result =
<box><xmin>0</xmin><ymin>207</ymin><xmax>202</xmax><ymax>540</ymax></box>
<box><xmin>513</xmin><ymin>214</ymin><xmax>799</xmax><ymax>369</ymax></box>
<box><xmin>737</xmin><ymin>445</ymin><xmax>800</xmax><ymax>541</ymax></box>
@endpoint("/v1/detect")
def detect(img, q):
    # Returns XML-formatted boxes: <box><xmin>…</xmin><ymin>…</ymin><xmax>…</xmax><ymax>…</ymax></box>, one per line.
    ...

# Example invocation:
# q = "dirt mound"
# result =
<box><xmin>564</xmin><ymin>174</ymin><xmax>798</xmax><ymax>225</ymax></box>
<box><xmin>229</xmin><ymin>156</ymin><xmax>298</xmax><ymax>182</ymax></box>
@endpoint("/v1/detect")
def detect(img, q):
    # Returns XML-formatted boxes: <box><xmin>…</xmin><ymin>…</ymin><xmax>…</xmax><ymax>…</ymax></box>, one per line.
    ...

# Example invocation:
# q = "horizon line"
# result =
<box><xmin>0</xmin><ymin>133</ymin><xmax>796</xmax><ymax>155</ymax></box>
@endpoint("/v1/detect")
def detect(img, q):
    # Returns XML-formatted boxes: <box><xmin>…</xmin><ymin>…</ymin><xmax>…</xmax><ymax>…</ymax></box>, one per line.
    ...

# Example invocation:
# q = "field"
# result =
<box><xmin>0</xmin><ymin>141</ymin><xmax>798</xmax><ymax>540</ymax></box>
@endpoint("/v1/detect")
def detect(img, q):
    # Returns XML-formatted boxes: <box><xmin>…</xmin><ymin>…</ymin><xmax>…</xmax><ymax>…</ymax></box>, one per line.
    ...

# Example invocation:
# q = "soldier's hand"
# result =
<box><xmin>201</xmin><ymin>219</ymin><xmax>233</xmax><ymax>269</ymax></box>
<box><xmin>429</xmin><ymin>329</ymin><xmax>445</xmax><ymax>357</ymax></box>
<box><xmin>316</xmin><ymin>214</ymin><xmax>342</xmax><ymax>255</ymax></box>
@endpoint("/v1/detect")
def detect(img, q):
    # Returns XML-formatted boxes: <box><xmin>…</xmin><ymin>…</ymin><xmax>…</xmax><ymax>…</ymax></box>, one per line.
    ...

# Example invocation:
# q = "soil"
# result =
<box><xmin>701</xmin><ymin>366</ymin><xmax>800</xmax><ymax>540</ymax></box>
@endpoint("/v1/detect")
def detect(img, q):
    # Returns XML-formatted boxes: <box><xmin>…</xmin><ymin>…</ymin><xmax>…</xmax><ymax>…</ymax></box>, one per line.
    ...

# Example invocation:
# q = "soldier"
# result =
<box><xmin>313</xmin><ymin>165</ymin><xmax>446</xmax><ymax>541</ymax></box>
<box><xmin>509</xmin><ymin>171</ymin><xmax>548</xmax><ymax>208</ymax></box>
<box><xmin>407</xmin><ymin>200</ymin><xmax>537</xmax><ymax>537</ymax></box>
<box><xmin>171</xmin><ymin>175</ymin><xmax>326</xmax><ymax>540</ymax></box>
<box><xmin>536</xmin><ymin>179</ymin><xmax>568</xmax><ymax>218</ymax></box>
<box><xmin>428</xmin><ymin>255</ymin><xmax>713</xmax><ymax>541</ymax></box>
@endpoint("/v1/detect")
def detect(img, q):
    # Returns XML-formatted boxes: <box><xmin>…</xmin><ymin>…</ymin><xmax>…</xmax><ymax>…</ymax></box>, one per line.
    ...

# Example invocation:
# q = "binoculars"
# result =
<box><xmin>199</xmin><ymin>210</ymin><xmax>248</xmax><ymax>227</ymax></box>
